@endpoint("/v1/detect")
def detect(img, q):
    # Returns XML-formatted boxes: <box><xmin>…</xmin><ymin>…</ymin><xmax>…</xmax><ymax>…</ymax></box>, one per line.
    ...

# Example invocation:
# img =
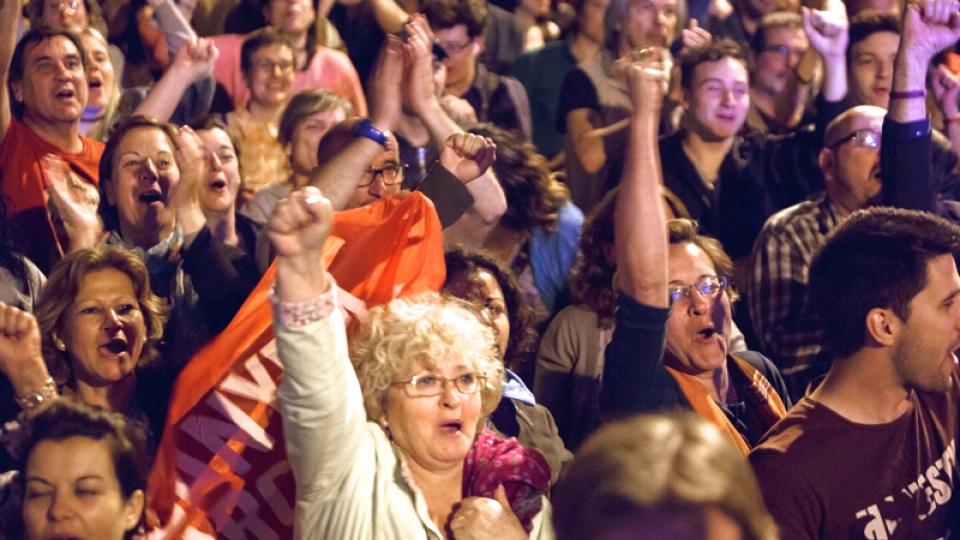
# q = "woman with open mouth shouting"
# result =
<box><xmin>267</xmin><ymin>186</ymin><xmax>554</xmax><ymax>539</ymax></box>
<box><xmin>0</xmin><ymin>244</ymin><xmax>167</xmax><ymax>451</ymax></box>
<box><xmin>94</xmin><ymin>116</ymin><xmax>263</xmax><ymax>364</ymax></box>
<box><xmin>76</xmin><ymin>27</ymin><xmax>218</xmax><ymax>143</ymax></box>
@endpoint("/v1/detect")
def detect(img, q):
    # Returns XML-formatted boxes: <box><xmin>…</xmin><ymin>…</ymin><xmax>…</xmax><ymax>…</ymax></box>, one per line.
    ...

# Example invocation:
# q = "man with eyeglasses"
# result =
<box><xmin>748</xmin><ymin>0</ymin><xmax>960</xmax><ymax>401</ymax></box>
<box><xmin>599</xmin><ymin>51</ymin><xmax>791</xmax><ymax>452</ymax></box>
<box><xmin>420</xmin><ymin>0</ymin><xmax>533</xmax><ymax>139</ymax></box>
<box><xmin>747</xmin><ymin>12</ymin><xmax>812</xmax><ymax>133</ymax></box>
<box><xmin>748</xmin><ymin>10</ymin><xmax>960</xmax><ymax>535</ymax></box>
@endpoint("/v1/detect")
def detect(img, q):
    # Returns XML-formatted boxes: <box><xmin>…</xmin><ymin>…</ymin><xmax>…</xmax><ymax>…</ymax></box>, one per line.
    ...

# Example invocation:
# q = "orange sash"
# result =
<box><xmin>665</xmin><ymin>354</ymin><xmax>788</xmax><ymax>455</ymax></box>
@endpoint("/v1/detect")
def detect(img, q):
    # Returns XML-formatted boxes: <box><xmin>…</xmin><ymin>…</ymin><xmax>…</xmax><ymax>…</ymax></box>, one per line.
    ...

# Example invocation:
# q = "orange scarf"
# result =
<box><xmin>665</xmin><ymin>354</ymin><xmax>788</xmax><ymax>455</ymax></box>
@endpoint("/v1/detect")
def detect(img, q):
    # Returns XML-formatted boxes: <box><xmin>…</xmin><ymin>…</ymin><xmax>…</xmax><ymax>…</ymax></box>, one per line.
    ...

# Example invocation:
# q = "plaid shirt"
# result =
<box><xmin>748</xmin><ymin>193</ymin><xmax>840</xmax><ymax>377</ymax></box>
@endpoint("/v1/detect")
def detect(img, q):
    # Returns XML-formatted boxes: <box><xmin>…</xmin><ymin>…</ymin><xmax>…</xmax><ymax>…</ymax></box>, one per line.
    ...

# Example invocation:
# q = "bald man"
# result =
<box><xmin>748</xmin><ymin>94</ymin><xmax>960</xmax><ymax>399</ymax></box>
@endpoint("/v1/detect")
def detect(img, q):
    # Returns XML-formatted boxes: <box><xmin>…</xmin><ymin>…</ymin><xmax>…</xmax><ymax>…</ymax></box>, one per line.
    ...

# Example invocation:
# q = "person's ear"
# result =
<box><xmin>103</xmin><ymin>177</ymin><xmax>116</xmax><ymax>206</ymax></box>
<box><xmin>122</xmin><ymin>489</ymin><xmax>146</xmax><ymax>532</ymax></box>
<box><xmin>53</xmin><ymin>333</ymin><xmax>66</xmax><ymax>351</ymax></box>
<box><xmin>865</xmin><ymin>307</ymin><xmax>899</xmax><ymax>347</ymax></box>
<box><xmin>10</xmin><ymin>78</ymin><xmax>23</xmax><ymax>104</ymax></box>
<box><xmin>472</xmin><ymin>35</ymin><xmax>485</xmax><ymax>55</ymax></box>
<box><xmin>818</xmin><ymin>147</ymin><xmax>836</xmax><ymax>184</ymax></box>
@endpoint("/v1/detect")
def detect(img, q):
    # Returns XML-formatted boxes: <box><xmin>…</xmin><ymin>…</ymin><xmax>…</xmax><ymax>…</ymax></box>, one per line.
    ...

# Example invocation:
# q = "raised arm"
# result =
<box><xmin>401</xmin><ymin>16</ymin><xmax>507</xmax><ymax>241</ymax></box>
<box><xmin>888</xmin><ymin>0</ymin><xmax>960</xmax><ymax>124</ymax></box>
<box><xmin>134</xmin><ymin>39</ymin><xmax>218</xmax><ymax>122</ymax></box>
<box><xmin>268</xmin><ymin>187</ymin><xmax>370</xmax><ymax>498</ymax></box>
<box><xmin>0</xmin><ymin>0</ymin><xmax>20</xmax><ymax>140</ymax></box>
<box><xmin>883</xmin><ymin>0</ymin><xmax>960</xmax><ymax>211</ymax></box>
<box><xmin>312</xmin><ymin>36</ymin><xmax>402</xmax><ymax>210</ymax></box>
<box><xmin>599</xmin><ymin>58</ymin><xmax>677</xmax><ymax>419</ymax></box>
<box><xmin>0</xmin><ymin>302</ymin><xmax>58</xmax><ymax>416</ymax></box>
<box><xmin>802</xmin><ymin>1</ymin><xmax>849</xmax><ymax>103</ymax></box>
<box><xmin>769</xmin><ymin>0</ymin><xmax>849</xmax><ymax>127</ymax></box>
<box><xmin>614</xmin><ymin>62</ymin><xmax>668</xmax><ymax>305</ymax></box>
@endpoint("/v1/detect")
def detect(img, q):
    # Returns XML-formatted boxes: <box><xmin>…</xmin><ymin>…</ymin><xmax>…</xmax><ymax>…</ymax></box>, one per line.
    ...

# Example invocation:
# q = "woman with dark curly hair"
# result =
<box><xmin>443</xmin><ymin>247</ymin><xmax>572</xmax><ymax>484</ymax></box>
<box><xmin>469</xmin><ymin>123</ymin><xmax>584</xmax><ymax>322</ymax></box>
<box><xmin>10</xmin><ymin>400</ymin><xmax>151</xmax><ymax>540</ymax></box>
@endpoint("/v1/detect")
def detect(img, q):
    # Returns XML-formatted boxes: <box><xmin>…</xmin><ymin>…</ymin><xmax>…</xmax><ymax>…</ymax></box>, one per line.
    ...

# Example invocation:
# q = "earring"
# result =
<box><xmin>54</xmin><ymin>338</ymin><xmax>66</xmax><ymax>351</ymax></box>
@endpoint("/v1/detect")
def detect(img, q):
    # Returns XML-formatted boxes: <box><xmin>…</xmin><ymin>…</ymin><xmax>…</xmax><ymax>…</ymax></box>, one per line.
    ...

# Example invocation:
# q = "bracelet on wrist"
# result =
<box><xmin>353</xmin><ymin>119</ymin><xmax>388</xmax><ymax>147</ymax></box>
<box><xmin>16</xmin><ymin>377</ymin><xmax>58</xmax><ymax>412</ymax></box>
<box><xmin>889</xmin><ymin>89</ymin><xmax>926</xmax><ymax>100</ymax></box>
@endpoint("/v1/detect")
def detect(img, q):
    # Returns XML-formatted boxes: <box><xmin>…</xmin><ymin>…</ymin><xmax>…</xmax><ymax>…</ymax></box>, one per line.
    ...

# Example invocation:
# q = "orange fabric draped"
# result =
<box><xmin>145</xmin><ymin>193</ymin><xmax>444</xmax><ymax>539</ymax></box>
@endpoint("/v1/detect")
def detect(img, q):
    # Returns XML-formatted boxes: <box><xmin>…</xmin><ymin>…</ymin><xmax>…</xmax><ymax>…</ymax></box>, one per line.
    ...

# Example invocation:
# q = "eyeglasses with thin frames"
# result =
<box><xmin>391</xmin><ymin>372</ymin><xmax>487</xmax><ymax>397</ymax></box>
<box><xmin>829</xmin><ymin>128</ymin><xmax>881</xmax><ymax>150</ymax></box>
<box><xmin>668</xmin><ymin>275</ymin><xmax>729</xmax><ymax>307</ymax></box>
<box><xmin>252</xmin><ymin>59</ymin><xmax>295</xmax><ymax>74</ymax></box>
<box><xmin>46</xmin><ymin>0</ymin><xmax>80</xmax><ymax>12</ymax></box>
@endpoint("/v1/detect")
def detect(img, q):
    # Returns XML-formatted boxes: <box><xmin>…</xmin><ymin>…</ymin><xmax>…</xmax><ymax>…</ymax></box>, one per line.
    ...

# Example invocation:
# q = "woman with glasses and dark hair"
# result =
<box><xmin>265</xmin><ymin>187</ymin><xmax>553</xmax><ymax>538</ymax></box>
<box><xmin>600</xmin><ymin>58</ymin><xmax>789</xmax><ymax>453</ymax></box>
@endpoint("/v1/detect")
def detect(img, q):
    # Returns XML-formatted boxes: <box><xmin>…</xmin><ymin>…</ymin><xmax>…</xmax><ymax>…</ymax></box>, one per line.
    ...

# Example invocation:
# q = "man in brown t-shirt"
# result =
<box><xmin>0</xmin><ymin>1</ymin><xmax>103</xmax><ymax>272</ymax></box>
<box><xmin>749</xmin><ymin>8</ymin><xmax>960</xmax><ymax>532</ymax></box>
<box><xmin>749</xmin><ymin>5</ymin><xmax>960</xmax><ymax>528</ymax></box>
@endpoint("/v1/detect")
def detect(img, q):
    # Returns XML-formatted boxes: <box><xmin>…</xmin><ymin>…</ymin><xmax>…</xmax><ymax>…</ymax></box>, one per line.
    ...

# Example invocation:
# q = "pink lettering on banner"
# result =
<box><xmin>150</xmin><ymin>340</ymin><xmax>296</xmax><ymax>539</ymax></box>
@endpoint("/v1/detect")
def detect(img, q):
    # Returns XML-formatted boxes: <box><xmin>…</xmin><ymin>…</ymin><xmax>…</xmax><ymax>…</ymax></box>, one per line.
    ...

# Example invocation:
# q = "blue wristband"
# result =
<box><xmin>353</xmin><ymin>119</ymin><xmax>388</xmax><ymax>146</ymax></box>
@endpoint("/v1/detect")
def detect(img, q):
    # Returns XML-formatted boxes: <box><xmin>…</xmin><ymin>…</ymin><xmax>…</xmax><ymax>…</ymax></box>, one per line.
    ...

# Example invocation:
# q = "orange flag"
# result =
<box><xmin>146</xmin><ymin>193</ymin><xmax>445</xmax><ymax>539</ymax></box>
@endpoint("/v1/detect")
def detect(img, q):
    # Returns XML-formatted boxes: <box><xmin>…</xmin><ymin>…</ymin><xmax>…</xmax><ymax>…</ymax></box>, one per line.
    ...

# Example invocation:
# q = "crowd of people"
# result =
<box><xmin>0</xmin><ymin>0</ymin><xmax>958</xmax><ymax>535</ymax></box>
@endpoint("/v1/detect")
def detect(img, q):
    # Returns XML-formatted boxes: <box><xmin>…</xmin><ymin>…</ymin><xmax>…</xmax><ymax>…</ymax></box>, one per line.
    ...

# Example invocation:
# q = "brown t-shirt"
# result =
<box><xmin>749</xmin><ymin>377</ymin><xmax>960</xmax><ymax>539</ymax></box>
<box><xmin>0</xmin><ymin>119</ymin><xmax>103</xmax><ymax>272</ymax></box>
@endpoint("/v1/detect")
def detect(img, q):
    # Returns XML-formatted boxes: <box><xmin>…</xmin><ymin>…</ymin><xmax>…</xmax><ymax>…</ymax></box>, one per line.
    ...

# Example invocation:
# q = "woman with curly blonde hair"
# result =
<box><xmin>269</xmin><ymin>187</ymin><xmax>554</xmax><ymax>538</ymax></box>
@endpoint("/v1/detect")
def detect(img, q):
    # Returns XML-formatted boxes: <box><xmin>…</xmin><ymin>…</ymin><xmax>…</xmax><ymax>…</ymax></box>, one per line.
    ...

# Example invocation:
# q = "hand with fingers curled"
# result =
<box><xmin>171</xmin><ymin>38</ymin><xmax>220</xmax><ymax>83</ymax></box>
<box><xmin>0</xmin><ymin>302</ymin><xmax>51</xmax><ymax>399</ymax></box>
<box><xmin>438</xmin><ymin>132</ymin><xmax>496</xmax><ymax>184</ymax></box>
<box><xmin>268</xmin><ymin>186</ymin><xmax>333</xmax><ymax>261</ymax></box>
<box><xmin>802</xmin><ymin>2</ymin><xmax>848</xmax><ymax>60</ymax></box>
<box><xmin>448</xmin><ymin>484</ymin><xmax>527</xmax><ymax>540</ymax></box>
<box><xmin>681</xmin><ymin>18</ymin><xmax>712</xmax><ymax>53</ymax></box>
<box><xmin>901</xmin><ymin>0</ymin><xmax>960</xmax><ymax>64</ymax></box>
<box><xmin>624</xmin><ymin>58</ymin><xmax>669</xmax><ymax>114</ymax></box>
<box><xmin>933</xmin><ymin>64</ymin><xmax>960</xmax><ymax>118</ymax></box>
